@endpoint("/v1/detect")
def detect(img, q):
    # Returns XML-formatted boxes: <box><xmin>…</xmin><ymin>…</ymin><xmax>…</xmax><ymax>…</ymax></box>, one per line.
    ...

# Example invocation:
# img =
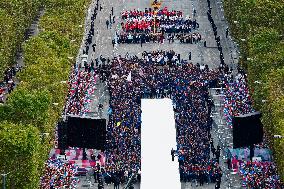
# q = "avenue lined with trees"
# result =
<box><xmin>224</xmin><ymin>0</ymin><xmax>284</xmax><ymax>180</ymax></box>
<box><xmin>0</xmin><ymin>0</ymin><xmax>90</xmax><ymax>188</ymax></box>
<box><xmin>0</xmin><ymin>0</ymin><xmax>283</xmax><ymax>188</ymax></box>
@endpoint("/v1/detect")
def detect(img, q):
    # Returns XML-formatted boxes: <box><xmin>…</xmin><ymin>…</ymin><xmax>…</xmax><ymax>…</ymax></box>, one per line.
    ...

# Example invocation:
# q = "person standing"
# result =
<box><xmin>113</xmin><ymin>174</ymin><xmax>120</xmax><ymax>189</ymax></box>
<box><xmin>140</xmin><ymin>36</ymin><xmax>143</xmax><ymax>48</ymax></box>
<box><xmin>112</xmin><ymin>16</ymin><xmax>115</xmax><ymax>24</ymax></box>
<box><xmin>211</xmin><ymin>145</ymin><xmax>216</xmax><ymax>157</ymax></box>
<box><xmin>216</xmin><ymin>145</ymin><xmax>221</xmax><ymax>163</ymax></box>
<box><xmin>94</xmin><ymin>167</ymin><xmax>98</xmax><ymax>183</ymax></box>
<box><xmin>106</xmin><ymin>20</ymin><xmax>109</xmax><ymax>29</ymax></box>
<box><xmin>215</xmin><ymin>177</ymin><xmax>221</xmax><ymax>189</ymax></box>
<box><xmin>112</xmin><ymin>39</ymin><xmax>115</xmax><ymax>48</ymax></box>
<box><xmin>226</xmin><ymin>28</ymin><xmax>229</xmax><ymax>38</ymax></box>
<box><xmin>227</xmin><ymin>157</ymin><xmax>232</xmax><ymax>170</ymax></box>
<box><xmin>171</xmin><ymin>148</ymin><xmax>175</xmax><ymax>161</ymax></box>
<box><xmin>188</xmin><ymin>52</ymin><xmax>191</xmax><ymax>60</ymax></box>
<box><xmin>92</xmin><ymin>43</ymin><xmax>96</xmax><ymax>52</ymax></box>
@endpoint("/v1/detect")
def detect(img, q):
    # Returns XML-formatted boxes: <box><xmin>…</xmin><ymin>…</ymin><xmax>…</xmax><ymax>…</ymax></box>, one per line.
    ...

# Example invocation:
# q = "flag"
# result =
<box><xmin>126</xmin><ymin>71</ymin><xmax>131</xmax><ymax>82</ymax></box>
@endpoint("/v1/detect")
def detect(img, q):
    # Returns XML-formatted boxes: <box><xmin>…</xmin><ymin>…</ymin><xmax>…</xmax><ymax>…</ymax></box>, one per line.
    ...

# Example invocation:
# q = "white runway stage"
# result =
<box><xmin>141</xmin><ymin>99</ymin><xmax>181</xmax><ymax>189</ymax></box>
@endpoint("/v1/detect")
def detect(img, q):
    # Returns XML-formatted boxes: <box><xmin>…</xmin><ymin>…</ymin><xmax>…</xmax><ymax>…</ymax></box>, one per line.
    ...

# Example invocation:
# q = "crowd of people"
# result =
<box><xmin>115</xmin><ymin>32</ymin><xmax>202</xmax><ymax>45</ymax></box>
<box><xmin>115</xmin><ymin>32</ymin><xmax>165</xmax><ymax>44</ymax></box>
<box><xmin>176</xmin><ymin>33</ymin><xmax>202</xmax><ymax>44</ymax></box>
<box><xmin>40</xmin><ymin>158</ymin><xmax>79</xmax><ymax>189</ymax></box>
<box><xmin>120</xmin><ymin>7</ymin><xmax>198</xmax><ymax>33</ymax></box>
<box><xmin>239</xmin><ymin>161</ymin><xmax>283</xmax><ymax>188</ymax></box>
<box><xmin>222</xmin><ymin>71</ymin><xmax>255</xmax><ymax>128</ymax></box>
<box><xmin>179</xmin><ymin>159</ymin><xmax>222</xmax><ymax>187</ymax></box>
<box><xmin>102</xmin><ymin>53</ymin><xmax>221</xmax><ymax>185</ymax></box>
<box><xmin>141</xmin><ymin>50</ymin><xmax>188</xmax><ymax>66</ymax></box>
<box><xmin>115</xmin><ymin>7</ymin><xmax>201</xmax><ymax>45</ymax></box>
<box><xmin>44</xmin><ymin>1</ymin><xmax>284</xmax><ymax>188</ymax></box>
<box><xmin>63</xmin><ymin>64</ymin><xmax>97</xmax><ymax>116</ymax></box>
<box><xmin>0</xmin><ymin>65</ymin><xmax>20</xmax><ymax>103</ymax></box>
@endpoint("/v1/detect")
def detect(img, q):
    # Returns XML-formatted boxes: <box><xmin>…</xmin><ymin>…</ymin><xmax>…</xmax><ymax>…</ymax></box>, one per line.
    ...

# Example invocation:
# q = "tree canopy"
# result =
<box><xmin>0</xmin><ymin>0</ymin><xmax>90</xmax><ymax>188</ymax></box>
<box><xmin>224</xmin><ymin>0</ymin><xmax>284</xmax><ymax>180</ymax></box>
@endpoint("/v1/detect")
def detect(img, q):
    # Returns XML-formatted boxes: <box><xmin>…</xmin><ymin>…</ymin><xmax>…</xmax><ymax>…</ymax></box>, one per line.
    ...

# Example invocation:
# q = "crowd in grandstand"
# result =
<box><xmin>239</xmin><ymin>161</ymin><xmax>283</xmax><ymax>188</ymax></box>
<box><xmin>222</xmin><ymin>70</ymin><xmax>254</xmax><ymax>128</ymax></box>
<box><xmin>64</xmin><ymin>64</ymin><xmax>97</xmax><ymax>116</ymax></box>
<box><xmin>40</xmin><ymin>158</ymin><xmax>79</xmax><ymax>189</ymax></box>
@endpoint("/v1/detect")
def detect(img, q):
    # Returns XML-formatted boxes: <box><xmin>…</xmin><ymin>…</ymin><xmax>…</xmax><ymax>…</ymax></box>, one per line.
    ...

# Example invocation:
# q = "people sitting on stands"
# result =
<box><xmin>40</xmin><ymin>158</ymin><xmax>79</xmax><ymax>188</ymax></box>
<box><xmin>239</xmin><ymin>161</ymin><xmax>283</xmax><ymax>188</ymax></box>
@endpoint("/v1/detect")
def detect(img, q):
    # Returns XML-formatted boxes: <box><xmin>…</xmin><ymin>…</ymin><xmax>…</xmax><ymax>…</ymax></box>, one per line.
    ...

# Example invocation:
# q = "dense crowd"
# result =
<box><xmin>116</xmin><ymin>32</ymin><xmax>165</xmax><ymax>44</ymax></box>
<box><xmin>180</xmin><ymin>159</ymin><xmax>222</xmax><ymax>186</ymax></box>
<box><xmin>116</xmin><ymin>7</ymin><xmax>200</xmax><ymax>45</ymax></box>
<box><xmin>120</xmin><ymin>7</ymin><xmax>198</xmax><ymax>33</ymax></box>
<box><xmin>47</xmin><ymin>1</ymin><xmax>284</xmax><ymax>188</ymax></box>
<box><xmin>239</xmin><ymin>161</ymin><xmax>283</xmax><ymax>188</ymax></box>
<box><xmin>40</xmin><ymin>158</ymin><xmax>79</xmax><ymax>189</ymax></box>
<box><xmin>223</xmin><ymin>71</ymin><xmax>254</xmax><ymax>128</ymax></box>
<box><xmin>115</xmin><ymin>32</ymin><xmax>201</xmax><ymax>45</ymax></box>
<box><xmin>103</xmin><ymin>53</ymin><xmax>220</xmax><ymax>185</ymax></box>
<box><xmin>141</xmin><ymin>50</ymin><xmax>186</xmax><ymax>66</ymax></box>
<box><xmin>64</xmin><ymin>64</ymin><xmax>97</xmax><ymax>116</ymax></box>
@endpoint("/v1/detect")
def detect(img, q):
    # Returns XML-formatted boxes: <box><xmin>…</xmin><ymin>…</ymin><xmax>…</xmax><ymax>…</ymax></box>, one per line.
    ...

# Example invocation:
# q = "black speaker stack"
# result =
<box><xmin>57</xmin><ymin>116</ymin><xmax>106</xmax><ymax>150</ymax></box>
<box><xmin>57</xmin><ymin>120</ymin><xmax>68</xmax><ymax>153</ymax></box>
<box><xmin>232</xmin><ymin>111</ymin><xmax>264</xmax><ymax>149</ymax></box>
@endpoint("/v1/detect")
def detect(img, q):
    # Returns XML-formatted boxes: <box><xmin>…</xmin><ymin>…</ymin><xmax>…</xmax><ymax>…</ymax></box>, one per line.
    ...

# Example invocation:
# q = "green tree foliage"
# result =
<box><xmin>0</xmin><ymin>0</ymin><xmax>91</xmax><ymax>188</ymax></box>
<box><xmin>0</xmin><ymin>0</ymin><xmax>42</xmax><ymax>75</ymax></box>
<box><xmin>0</xmin><ymin>122</ymin><xmax>42</xmax><ymax>189</ymax></box>
<box><xmin>3</xmin><ymin>88</ymin><xmax>51</xmax><ymax>128</ymax></box>
<box><xmin>224</xmin><ymin>0</ymin><xmax>284</xmax><ymax>180</ymax></box>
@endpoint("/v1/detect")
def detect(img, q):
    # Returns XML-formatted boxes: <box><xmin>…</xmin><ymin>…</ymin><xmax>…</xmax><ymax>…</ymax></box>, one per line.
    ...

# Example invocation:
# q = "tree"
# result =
<box><xmin>0</xmin><ymin>122</ymin><xmax>42</xmax><ymax>189</ymax></box>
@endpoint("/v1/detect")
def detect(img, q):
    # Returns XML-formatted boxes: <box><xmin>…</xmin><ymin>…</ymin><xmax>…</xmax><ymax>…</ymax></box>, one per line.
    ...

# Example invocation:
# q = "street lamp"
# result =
<box><xmin>40</xmin><ymin>133</ymin><xmax>49</xmax><ymax>144</ymax></box>
<box><xmin>274</xmin><ymin>135</ymin><xmax>284</xmax><ymax>139</ymax></box>
<box><xmin>254</xmin><ymin>80</ymin><xmax>262</xmax><ymax>84</ymax></box>
<box><xmin>40</xmin><ymin>133</ymin><xmax>49</xmax><ymax>137</ymax></box>
<box><xmin>1</xmin><ymin>172</ymin><xmax>10</xmax><ymax>189</ymax></box>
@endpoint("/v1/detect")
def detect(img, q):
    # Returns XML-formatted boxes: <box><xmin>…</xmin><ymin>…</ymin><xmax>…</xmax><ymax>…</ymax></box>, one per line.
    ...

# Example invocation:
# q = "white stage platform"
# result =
<box><xmin>141</xmin><ymin>99</ymin><xmax>181</xmax><ymax>189</ymax></box>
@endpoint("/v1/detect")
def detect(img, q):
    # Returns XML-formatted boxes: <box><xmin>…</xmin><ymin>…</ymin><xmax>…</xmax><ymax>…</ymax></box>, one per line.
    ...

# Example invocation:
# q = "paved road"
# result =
<box><xmin>76</xmin><ymin>0</ymin><xmax>242</xmax><ymax>188</ymax></box>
